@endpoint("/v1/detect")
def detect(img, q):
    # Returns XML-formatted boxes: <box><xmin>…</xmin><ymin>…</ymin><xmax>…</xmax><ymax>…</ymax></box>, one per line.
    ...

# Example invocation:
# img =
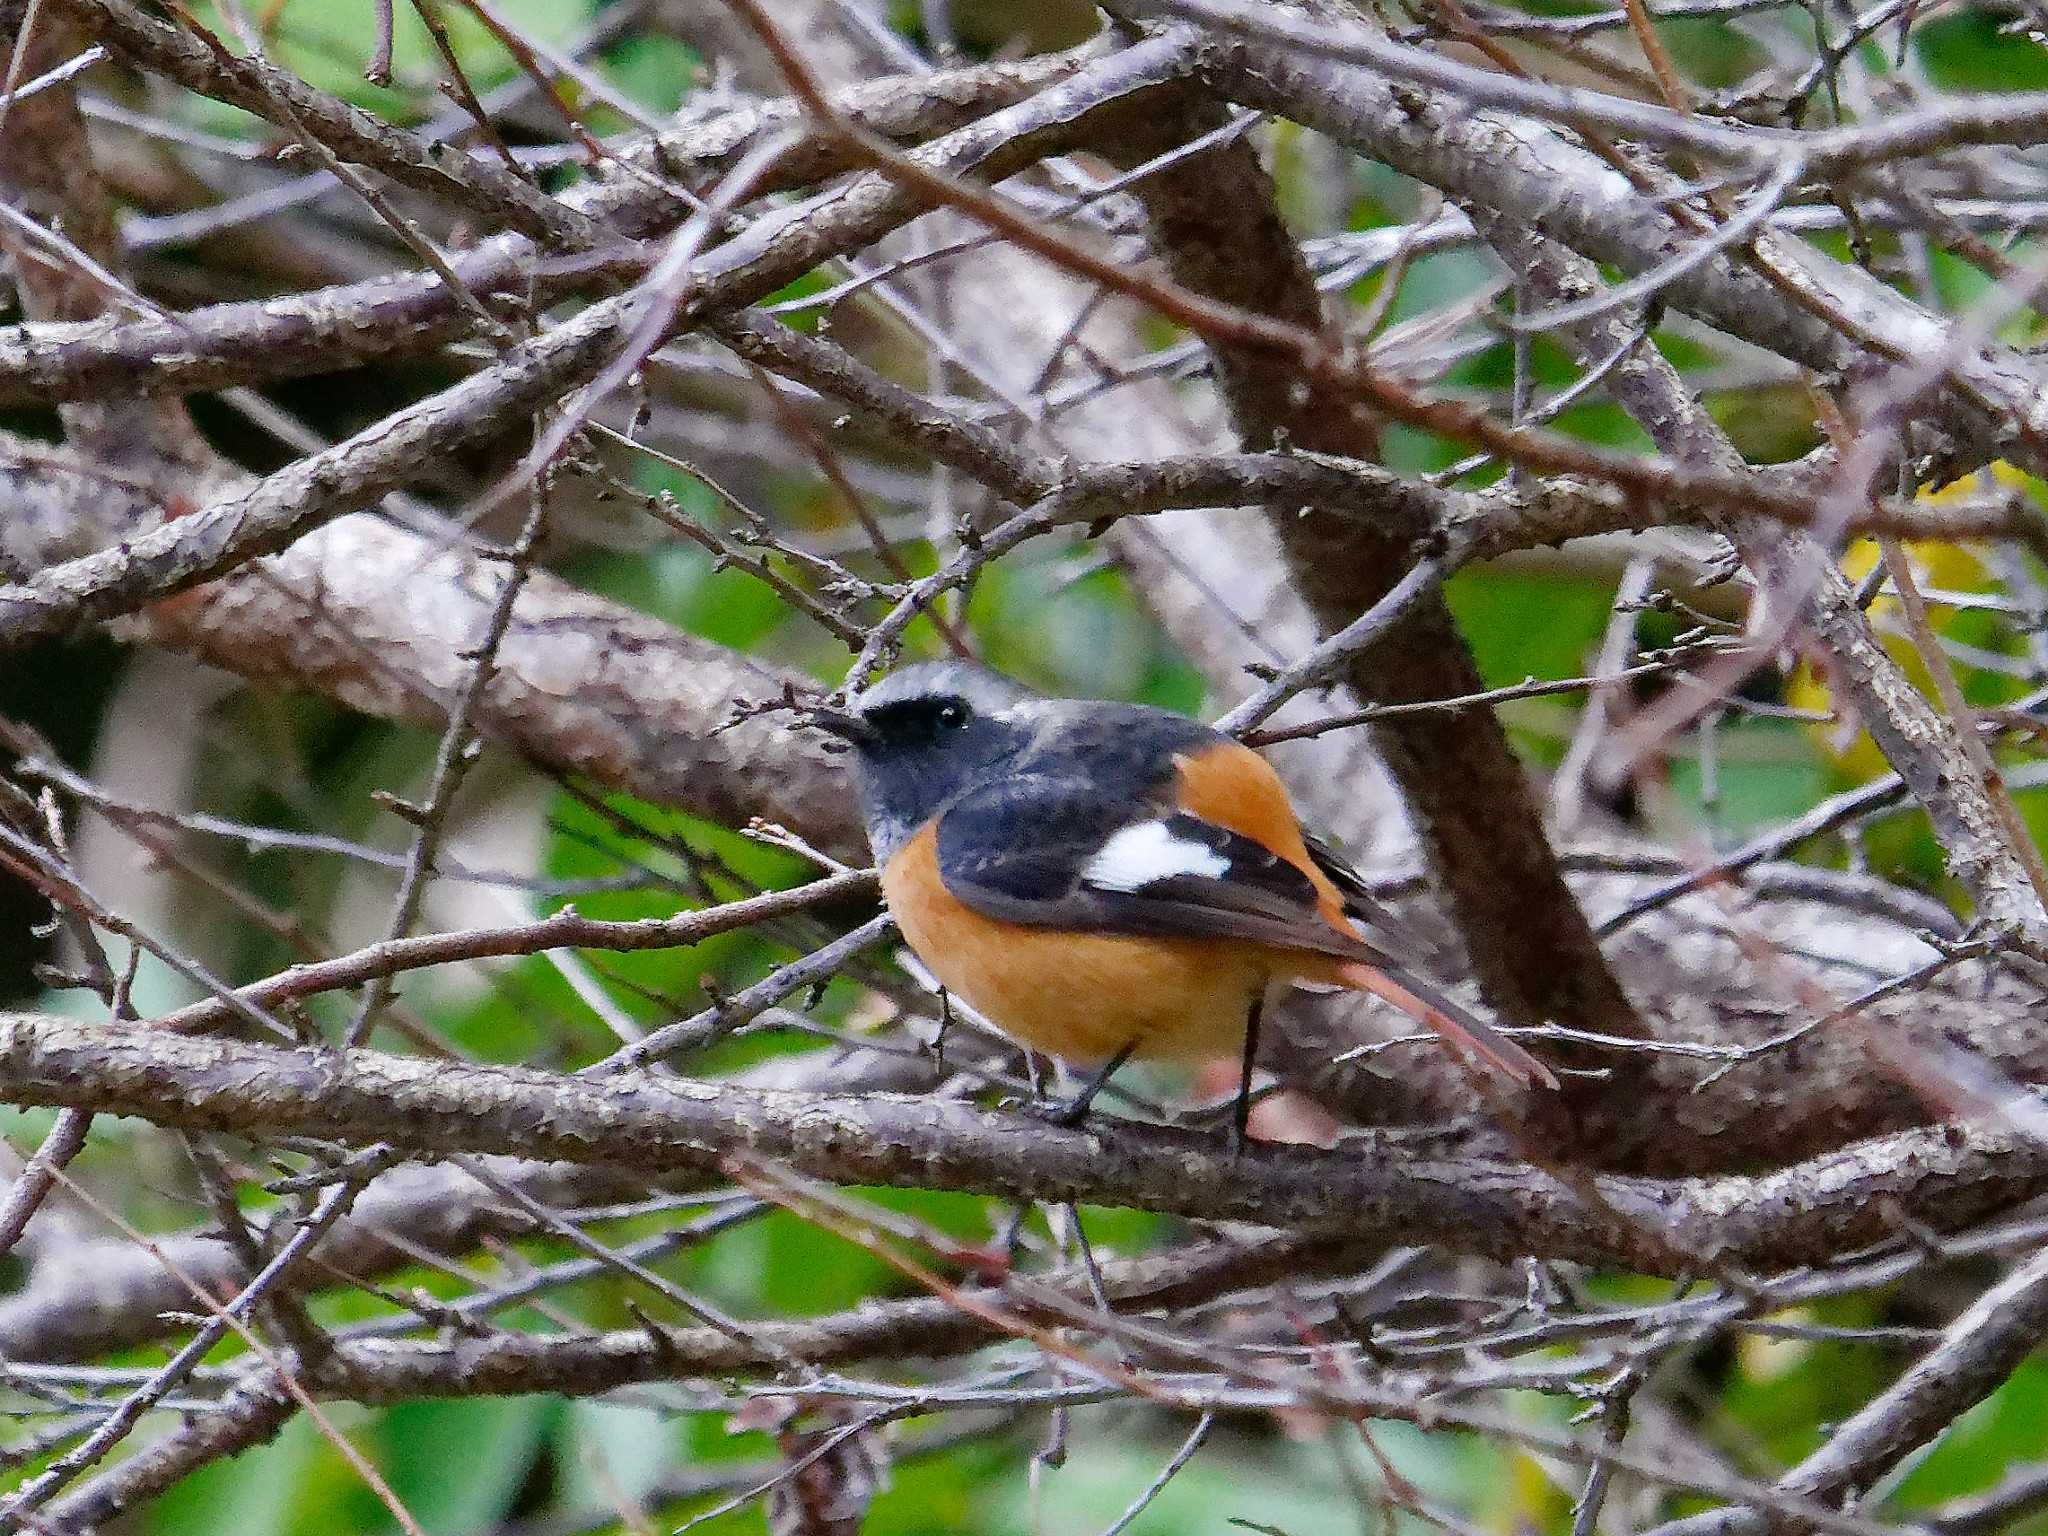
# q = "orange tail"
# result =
<box><xmin>1335</xmin><ymin>961</ymin><xmax>1559</xmax><ymax>1089</ymax></box>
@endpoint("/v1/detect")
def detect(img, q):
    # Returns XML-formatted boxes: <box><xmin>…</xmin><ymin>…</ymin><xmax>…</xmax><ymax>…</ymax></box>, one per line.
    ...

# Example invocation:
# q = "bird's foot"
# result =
<box><xmin>1028</xmin><ymin>1092</ymin><xmax>1098</xmax><ymax>1130</ymax></box>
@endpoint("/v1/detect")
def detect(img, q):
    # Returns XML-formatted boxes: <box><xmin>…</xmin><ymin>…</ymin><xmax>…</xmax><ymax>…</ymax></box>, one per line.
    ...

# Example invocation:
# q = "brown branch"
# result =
<box><xmin>0</xmin><ymin>1</ymin><xmax>207</xmax><ymax>481</ymax></box>
<box><xmin>0</xmin><ymin>442</ymin><xmax>2012</xmax><ymax>1174</ymax></box>
<box><xmin>0</xmin><ymin>463</ymin><xmax>2018</xmax><ymax>1175</ymax></box>
<box><xmin>0</xmin><ymin>1156</ymin><xmax>642</xmax><ymax>1361</ymax></box>
<box><xmin>319</xmin><ymin>1231</ymin><xmax>1373</xmax><ymax>1399</ymax></box>
<box><xmin>696</xmin><ymin>331</ymin><xmax>2043</xmax><ymax>549</ymax></box>
<box><xmin>150</xmin><ymin>866</ymin><xmax>876</xmax><ymax>1034</ymax></box>
<box><xmin>1473</xmin><ymin>217</ymin><xmax>2048</xmax><ymax>966</ymax></box>
<box><xmin>57</xmin><ymin>0</ymin><xmax>596</xmax><ymax>247</ymax></box>
<box><xmin>44</xmin><ymin>1373</ymin><xmax>300</xmax><ymax>1534</ymax></box>
<box><xmin>659</xmin><ymin>32</ymin><xmax>1868</xmax><ymax>536</ymax></box>
<box><xmin>0</xmin><ymin>1027</ymin><xmax>968</xmax><ymax>1366</ymax></box>
<box><xmin>1646</xmin><ymin>1244</ymin><xmax>2048</xmax><ymax>1535</ymax></box>
<box><xmin>1172</xmin><ymin>4</ymin><xmax>2048</xmax><ymax>483</ymax></box>
<box><xmin>39</xmin><ymin>1230</ymin><xmax>1365</xmax><ymax>1527</ymax></box>
<box><xmin>0</xmin><ymin>1011</ymin><xmax>2042</xmax><ymax>1274</ymax></box>
<box><xmin>136</xmin><ymin>513</ymin><xmax>872</xmax><ymax>860</ymax></box>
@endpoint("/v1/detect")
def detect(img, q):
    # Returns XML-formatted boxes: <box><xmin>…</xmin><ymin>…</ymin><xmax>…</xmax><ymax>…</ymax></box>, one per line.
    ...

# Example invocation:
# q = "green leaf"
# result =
<box><xmin>1916</xmin><ymin>11</ymin><xmax>2048</xmax><ymax>91</ymax></box>
<box><xmin>600</xmin><ymin>36</ymin><xmax>701</xmax><ymax>117</ymax></box>
<box><xmin>1889</xmin><ymin>1358</ymin><xmax>2048</xmax><ymax>1509</ymax></box>
<box><xmin>548</xmin><ymin>1401</ymin><xmax>676</xmax><ymax>1525</ymax></box>
<box><xmin>149</xmin><ymin>1413</ymin><xmax>330</xmax><ymax>1536</ymax></box>
<box><xmin>370</xmin><ymin>1396</ymin><xmax>552</xmax><ymax>1533</ymax></box>
<box><xmin>1444</xmin><ymin>568</ymin><xmax>1619</xmax><ymax>694</ymax></box>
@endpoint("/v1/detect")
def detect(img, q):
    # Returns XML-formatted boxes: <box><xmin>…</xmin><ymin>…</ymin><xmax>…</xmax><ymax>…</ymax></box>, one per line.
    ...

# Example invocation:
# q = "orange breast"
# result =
<box><xmin>879</xmin><ymin>822</ymin><xmax>1271</xmax><ymax>1065</ymax></box>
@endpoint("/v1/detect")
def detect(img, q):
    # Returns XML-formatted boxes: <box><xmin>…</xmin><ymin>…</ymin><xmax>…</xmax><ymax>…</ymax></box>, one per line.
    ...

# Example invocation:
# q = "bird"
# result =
<box><xmin>808</xmin><ymin>661</ymin><xmax>1556</xmax><ymax>1139</ymax></box>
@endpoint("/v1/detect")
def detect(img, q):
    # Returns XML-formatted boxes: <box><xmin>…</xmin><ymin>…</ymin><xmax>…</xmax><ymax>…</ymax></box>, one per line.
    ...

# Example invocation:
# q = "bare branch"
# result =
<box><xmin>1</xmin><ymin>1011</ymin><xmax>2044</xmax><ymax>1273</ymax></box>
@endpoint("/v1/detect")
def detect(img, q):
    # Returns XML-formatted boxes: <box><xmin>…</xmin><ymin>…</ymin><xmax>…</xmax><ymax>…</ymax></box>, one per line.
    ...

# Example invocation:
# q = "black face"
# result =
<box><xmin>828</xmin><ymin>664</ymin><xmax>1038</xmax><ymax>862</ymax></box>
<box><xmin>861</xmin><ymin>692</ymin><xmax>976</xmax><ymax>746</ymax></box>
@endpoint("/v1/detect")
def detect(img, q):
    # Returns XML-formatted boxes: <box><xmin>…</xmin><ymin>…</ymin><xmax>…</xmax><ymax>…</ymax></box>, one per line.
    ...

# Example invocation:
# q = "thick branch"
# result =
<box><xmin>0</xmin><ymin>1012</ymin><xmax>2043</xmax><ymax>1274</ymax></box>
<box><xmin>136</xmin><ymin>513</ymin><xmax>870</xmax><ymax>859</ymax></box>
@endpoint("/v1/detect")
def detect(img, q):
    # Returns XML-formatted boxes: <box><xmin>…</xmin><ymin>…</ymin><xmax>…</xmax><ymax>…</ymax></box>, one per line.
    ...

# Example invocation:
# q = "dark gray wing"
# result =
<box><xmin>933</xmin><ymin>775</ymin><xmax>1374</xmax><ymax>961</ymax></box>
<box><xmin>1301</xmin><ymin>830</ymin><xmax>1439</xmax><ymax>960</ymax></box>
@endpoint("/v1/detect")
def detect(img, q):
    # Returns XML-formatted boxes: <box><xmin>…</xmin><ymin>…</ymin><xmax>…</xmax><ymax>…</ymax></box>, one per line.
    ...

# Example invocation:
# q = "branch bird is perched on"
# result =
<box><xmin>810</xmin><ymin>662</ymin><xmax>1556</xmax><ymax>1138</ymax></box>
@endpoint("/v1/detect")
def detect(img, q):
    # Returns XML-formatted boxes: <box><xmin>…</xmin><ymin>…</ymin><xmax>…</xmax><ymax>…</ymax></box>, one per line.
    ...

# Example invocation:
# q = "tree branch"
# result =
<box><xmin>0</xmin><ymin>1011</ymin><xmax>2043</xmax><ymax>1274</ymax></box>
<box><xmin>1171</xmin><ymin>1</ymin><xmax>2048</xmax><ymax>481</ymax></box>
<box><xmin>1473</xmin><ymin>218</ymin><xmax>2048</xmax><ymax>955</ymax></box>
<box><xmin>1646</xmin><ymin>1244</ymin><xmax>2048</xmax><ymax>1535</ymax></box>
<box><xmin>0</xmin><ymin>33</ymin><xmax>1199</xmax><ymax>650</ymax></box>
<box><xmin>0</xmin><ymin>45</ymin><xmax>1105</xmax><ymax>407</ymax></box>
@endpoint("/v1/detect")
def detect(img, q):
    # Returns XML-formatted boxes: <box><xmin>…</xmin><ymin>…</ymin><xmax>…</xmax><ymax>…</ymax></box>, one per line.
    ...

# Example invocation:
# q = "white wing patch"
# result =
<box><xmin>1081</xmin><ymin>820</ymin><xmax>1232</xmax><ymax>892</ymax></box>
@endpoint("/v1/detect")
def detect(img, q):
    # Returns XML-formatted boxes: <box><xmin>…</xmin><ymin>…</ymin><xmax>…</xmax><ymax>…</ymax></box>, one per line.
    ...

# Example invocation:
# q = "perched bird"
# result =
<box><xmin>810</xmin><ymin>662</ymin><xmax>1555</xmax><ymax>1136</ymax></box>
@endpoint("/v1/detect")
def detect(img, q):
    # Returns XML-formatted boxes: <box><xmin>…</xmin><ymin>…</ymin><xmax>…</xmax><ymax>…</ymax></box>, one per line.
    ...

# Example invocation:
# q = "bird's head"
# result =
<box><xmin>808</xmin><ymin>662</ymin><xmax>1038</xmax><ymax>861</ymax></box>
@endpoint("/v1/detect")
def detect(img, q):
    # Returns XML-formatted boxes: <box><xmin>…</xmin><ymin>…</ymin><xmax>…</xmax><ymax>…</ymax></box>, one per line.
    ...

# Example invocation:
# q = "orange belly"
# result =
<box><xmin>881</xmin><ymin>824</ymin><xmax>1277</xmax><ymax>1065</ymax></box>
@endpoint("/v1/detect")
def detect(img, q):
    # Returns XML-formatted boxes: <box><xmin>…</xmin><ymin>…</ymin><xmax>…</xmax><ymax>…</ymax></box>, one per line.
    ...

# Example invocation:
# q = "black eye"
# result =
<box><xmin>937</xmin><ymin>702</ymin><xmax>968</xmax><ymax>728</ymax></box>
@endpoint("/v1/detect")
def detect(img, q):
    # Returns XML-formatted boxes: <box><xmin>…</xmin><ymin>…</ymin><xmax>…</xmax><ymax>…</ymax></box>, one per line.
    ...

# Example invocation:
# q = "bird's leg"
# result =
<box><xmin>1231</xmin><ymin>994</ymin><xmax>1265</xmax><ymax>1156</ymax></box>
<box><xmin>931</xmin><ymin>988</ymin><xmax>953</xmax><ymax>1070</ymax></box>
<box><xmin>1042</xmin><ymin>1042</ymin><xmax>1137</xmax><ymax>1127</ymax></box>
<box><xmin>995</xmin><ymin>1051</ymin><xmax>1050</xmax><ymax>1117</ymax></box>
<box><xmin>998</xmin><ymin>1202</ymin><xmax>1033</xmax><ymax>1262</ymax></box>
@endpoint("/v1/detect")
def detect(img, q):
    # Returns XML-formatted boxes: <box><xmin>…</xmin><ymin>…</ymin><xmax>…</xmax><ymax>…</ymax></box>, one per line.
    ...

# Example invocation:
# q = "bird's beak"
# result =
<box><xmin>803</xmin><ymin>706</ymin><xmax>872</xmax><ymax>746</ymax></box>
